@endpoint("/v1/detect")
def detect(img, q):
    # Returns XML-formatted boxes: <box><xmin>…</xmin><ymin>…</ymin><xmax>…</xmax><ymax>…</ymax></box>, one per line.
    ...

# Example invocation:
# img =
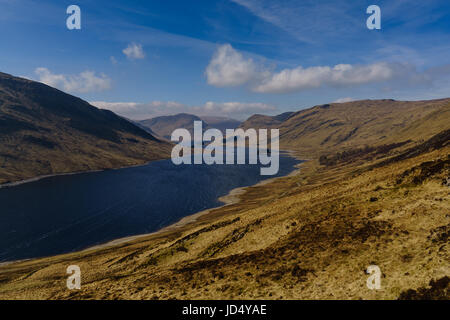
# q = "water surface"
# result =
<box><xmin>0</xmin><ymin>153</ymin><xmax>300</xmax><ymax>262</ymax></box>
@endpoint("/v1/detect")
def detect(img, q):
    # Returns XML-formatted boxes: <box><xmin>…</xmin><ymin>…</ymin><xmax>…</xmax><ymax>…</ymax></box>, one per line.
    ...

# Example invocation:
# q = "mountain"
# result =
<box><xmin>0</xmin><ymin>72</ymin><xmax>171</xmax><ymax>184</ymax></box>
<box><xmin>139</xmin><ymin>113</ymin><xmax>240</xmax><ymax>140</ymax></box>
<box><xmin>239</xmin><ymin>99</ymin><xmax>450</xmax><ymax>155</ymax></box>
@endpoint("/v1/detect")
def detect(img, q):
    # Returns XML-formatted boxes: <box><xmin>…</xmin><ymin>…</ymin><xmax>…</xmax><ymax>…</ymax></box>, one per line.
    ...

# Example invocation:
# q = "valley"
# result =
<box><xmin>0</xmin><ymin>93</ymin><xmax>448</xmax><ymax>299</ymax></box>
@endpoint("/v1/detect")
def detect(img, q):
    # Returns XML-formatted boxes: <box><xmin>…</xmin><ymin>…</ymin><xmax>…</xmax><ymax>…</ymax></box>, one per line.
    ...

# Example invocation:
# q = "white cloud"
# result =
<box><xmin>90</xmin><ymin>100</ymin><xmax>276</xmax><ymax>120</ymax></box>
<box><xmin>110</xmin><ymin>56</ymin><xmax>118</xmax><ymax>65</ymax></box>
<box><xmin>230</xmin><ymin>0</ymin><xmax>358</xmax><ymax>44</ymax></box>
<box><xmin>205</xmin><ymin>44</ymin><xmax>430</xmax><ymax>94</ymax></box>
<box><xmin>333</xmin><ymin>97</ymin><xmax>354</xmax><ymax>103</ymax></box>
<box><xmin>205</xmin><ymin>44</ymin><xmax>261</xmax><ymax>87</ymax></box>
<box><xmin>254</xmin><ymin>62</ymin><xmax>398</xmax><ymax>93</ymax></box>
<box><xmin>122</xmin><ymin>43</ymin><xmax>145</xmax><ymax>60</ymax></box>
<box><xmin>34</xmin><ymin>68</ymin><xmax>111</xmax><ymax>93</ymax></box>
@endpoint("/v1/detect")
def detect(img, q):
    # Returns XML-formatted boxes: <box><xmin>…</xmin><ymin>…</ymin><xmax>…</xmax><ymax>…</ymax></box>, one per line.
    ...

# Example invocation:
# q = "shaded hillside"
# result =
<box><xmin>239</xmin><ymin>99</ymin><xmax>450</xmax><ymax>155</ymax></box>
<box><xmin>0</xmin><ymin>72</ymin><xmax>171</xmax><ymax>184</ymax></box>
<box><xmin>139</xmin><ymin>114</ymin><xmax>240</xmax><ymax>140</ymax></box>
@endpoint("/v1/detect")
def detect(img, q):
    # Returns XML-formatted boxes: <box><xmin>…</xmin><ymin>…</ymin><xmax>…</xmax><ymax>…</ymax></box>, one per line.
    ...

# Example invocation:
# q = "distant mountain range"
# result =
<box><xmin>138</xmin><ymin>113</ymin><xmax>241</xmax><ymax>140</ymax></box>
<box><xmin>0</xmin><ymin>72</ymin><xmax>171</xmax><ymax>184</ymax></box>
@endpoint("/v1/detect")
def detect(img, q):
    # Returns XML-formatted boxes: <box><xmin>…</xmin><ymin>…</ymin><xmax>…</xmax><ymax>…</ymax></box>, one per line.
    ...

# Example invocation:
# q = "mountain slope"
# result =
<box><xmin>239</xmin><ymin>99</ymin><xmax>450</xmax><ymax>155</ymax></box>
<box><xmin>0</xmin><ymin>72</ymin><xmax>171</xmax><ymax>184</ymax></box>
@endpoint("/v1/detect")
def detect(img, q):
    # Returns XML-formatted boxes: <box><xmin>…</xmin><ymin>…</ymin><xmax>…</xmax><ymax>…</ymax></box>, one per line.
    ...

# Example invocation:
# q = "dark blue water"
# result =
<box><xmin>0</xmin><ymin>153</ymin><xmax>300</xmax><ymax>262</ymax></box>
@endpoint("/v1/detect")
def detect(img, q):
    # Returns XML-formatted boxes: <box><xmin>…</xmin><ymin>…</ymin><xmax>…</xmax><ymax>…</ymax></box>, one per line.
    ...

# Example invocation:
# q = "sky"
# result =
<box><xmin>0</xmin><ymin>0</ymin><xmax>449</xmax><ymax>120</ymax></box>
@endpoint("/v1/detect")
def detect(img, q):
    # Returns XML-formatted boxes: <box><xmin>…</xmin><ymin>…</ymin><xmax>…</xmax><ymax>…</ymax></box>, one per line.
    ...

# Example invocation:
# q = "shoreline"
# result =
<box><xmin>0</xmin><ymin>158</ymin><xmax>168</xmax><ymax>189</ymax></box>
<box><xmin>0</xmin><ymin>151</ymin><xmax>304</xmax><ymax>265</ymax></box>
<box><xmin>81</xmin><ymin>150</ymin><xmax>304</xmax><ymax>253</ymax></box>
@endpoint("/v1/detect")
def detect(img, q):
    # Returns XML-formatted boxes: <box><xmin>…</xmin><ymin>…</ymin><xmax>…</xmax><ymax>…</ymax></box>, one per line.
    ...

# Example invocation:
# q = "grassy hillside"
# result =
<box><xmin>0</xmin><ymin>72</ymin><xmax>171</xmax><ymax>184</ymax></box>
<box><xmin>240</xmin><ymin>99</ymin><xmax>450</xmax><ymax>156</ymax></box>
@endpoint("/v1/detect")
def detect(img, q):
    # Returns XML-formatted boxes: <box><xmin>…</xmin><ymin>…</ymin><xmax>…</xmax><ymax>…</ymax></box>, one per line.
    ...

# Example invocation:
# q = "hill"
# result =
<box><xmin>139</xmin><ymin>113</ymin><xmax>240</xmax><ymax>140</ymax></box>
<box><xmin>239</xmin><ymin>99</ymin><xmax>450</xmax><ymax>156</ymax></box>
<box><xmin>0</xmin><ymin>72</ymin><xmax>171</xmax><ymax>184</ymax></box>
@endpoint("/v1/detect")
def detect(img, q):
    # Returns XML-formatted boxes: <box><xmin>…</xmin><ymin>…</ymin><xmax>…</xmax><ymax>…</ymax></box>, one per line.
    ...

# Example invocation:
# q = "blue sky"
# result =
<box><xmin>1</xmin><ymin>0</ymin><xmax>449</xmax><ymax>120</ymax></box>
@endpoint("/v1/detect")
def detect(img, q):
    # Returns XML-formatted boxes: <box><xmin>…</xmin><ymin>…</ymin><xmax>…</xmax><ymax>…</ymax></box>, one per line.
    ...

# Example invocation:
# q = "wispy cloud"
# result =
<box><xmin>230</xmin><ymin>0</ymin><xmax>358</xmax><ymax>44</ymax></box>
<box><xmin>34</xmin><ymin>68</ymin><xmax>111</xmax><ymax>93</ymax></box>
<box><xmin>90</xmin><ymin>100</ymin><xmax>277</xmax><ymax>120</ymax></box>
<box><xmin>122</xmin><ymin>42</ymin><xmax>145</xmax><ymax>60</ymax></box>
